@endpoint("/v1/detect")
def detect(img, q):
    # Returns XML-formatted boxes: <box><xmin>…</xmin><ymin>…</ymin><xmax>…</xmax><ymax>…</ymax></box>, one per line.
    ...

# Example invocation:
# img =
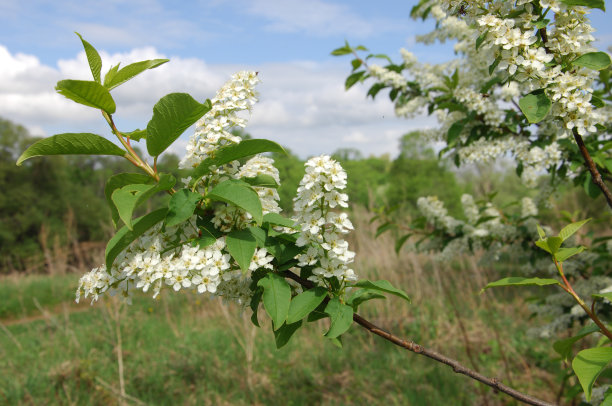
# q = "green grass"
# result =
<box><xmin>0</xmin><ymin>274</ymin><xmax>483</xmax><ymax>405</ymax></box>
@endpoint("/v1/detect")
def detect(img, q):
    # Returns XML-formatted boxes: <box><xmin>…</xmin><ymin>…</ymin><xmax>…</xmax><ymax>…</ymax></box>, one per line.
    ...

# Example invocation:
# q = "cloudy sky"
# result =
<box><xmin>1</xmin><ymin>1</ymin><xmax>611</xmax><ymax>158</ymax></box>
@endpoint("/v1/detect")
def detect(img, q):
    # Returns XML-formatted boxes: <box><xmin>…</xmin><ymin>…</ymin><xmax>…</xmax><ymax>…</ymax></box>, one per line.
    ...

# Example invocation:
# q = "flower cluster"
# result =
<box><xmin>293</xmin><ymin>155</ymin><xmax>357</xmax><ymax>287</ymax></box>
<box><xmin>179</xmin><ymin>71</ymin><xmax>260</xmax><ymax>169</ymax></box>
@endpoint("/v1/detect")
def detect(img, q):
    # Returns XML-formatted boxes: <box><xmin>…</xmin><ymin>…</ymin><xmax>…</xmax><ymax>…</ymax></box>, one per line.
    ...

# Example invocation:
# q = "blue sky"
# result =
<box><xmin>1</xmin><ymin>0</ymin><xmax>611</xmax><ymax>158</ymax></box>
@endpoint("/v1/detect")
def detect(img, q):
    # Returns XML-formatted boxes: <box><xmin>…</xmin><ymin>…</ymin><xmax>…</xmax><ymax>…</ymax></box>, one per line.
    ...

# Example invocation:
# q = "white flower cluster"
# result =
<box><xmin>293</xmin><ymin>155</ymin><xmax>357</xmax><ymax>286</ymax></box>
<box><xmin>416</xmin><ymin>193</ymin><xmax>539</xmax><ymax>261</ymax></box>
<box><xmin>179</xmin><ymin>71</ymin><xmax>260</xmax><ymax>169</ymax></box>
<box><xmin>76</xmin><ymin>220</ymin><xmax>274</xmax><ymax>305</ymax></box>
<box><xmin>368</xmin><ymin>64</ymin><xmax>407</xmax><ymax>90</ymax></box>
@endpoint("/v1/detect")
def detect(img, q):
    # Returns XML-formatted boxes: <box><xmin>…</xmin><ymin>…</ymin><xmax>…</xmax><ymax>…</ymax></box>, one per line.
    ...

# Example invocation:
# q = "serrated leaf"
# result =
<box><xmin>56</xmin><ymin>80</ymin><xmax>116</xmax><ymax>114</ymax></box>
<box><xmin>347</xmin><ymin>289</ymin><xmax>386</xmax><ymax>311</ymax></box>
<box><xmin>555</xmin><ymin>246</ymin><xmax>586</xmax><ymax>262</ymax></box>
<box><xmin>207</xmin><ymin>179</ymin><xmax>263</xmax><ymax>225</ymax></box>
<box><xmin>554</xmin><ymin>324</ymin><xmax>601</xmax><ymax>361</ymax></box>
<box><xmin>165</xmin><ymin>189</ymin><xmax>202</xmax><ymax>227</ymax></box>
<box><xmin>111</xmin><ymin>174</ymin><xmax>175</xmax><ymax>230</ymax></box>
<box><xmin>331</xmin><ymin>46</ymin><xmax>352</xmax><ymax>56</ymax></box>
<box><xmin>395</xmin><ymin>234</ymin><xmax>412</xmax><ymax>254</ymax></box>
<box><xmin>242</xmin><ymin>174</ymin><xmax>279</xmax><ymax>188</ymax></box>
<box><xmin>560</xmin><ymin>0</ymin><xmax>605</xmax><ymax>11</ymax></box>
<box><xmin>226</xmin><ymin>229</ymin><xmax>257</xmax><ymax>273</ymax></box>
<box><xmin>547</xmin><ymin>236</ymin><xmax>563</xmax><ymax>254</ymax></box>
<box><xmin>190</xmin><ymin>139</ymin><xmax>285</xmax><ymax>180</ymax></box>
<box><xmin>345</xmin><ymin>71</ymin><xmax>366</xmax><ymax>90</ymax></box>
<box><xmin>287</xmin><ymin>287</ymin><xmax>328</xmax><ymax>324</ymax></box>
<box><xmin>480</xmin><ymin>277</ymin><xmax>560</xmax><ymax>293</ymax></box>
<box><xmin>105</xmin><ymin>173</ymin><xmax>153</xmax><ymax>228</ymax></box>
<box><xmin>105</xmin><ymin>208</ymin><xmax>167</xmax><ymax>270</ymax></box>
<box><xmin>274</xmin><ymin>320</ymin><xmax>302</xmax><ymax>349</ymax></box>
<box><xmin>257</xmin><ymin>273</ymin><xmax>291</xmax><ymax>330</ymax></box>
<box><xmin>105</xmin><ymin>59</ymin><xmax>169</xmax><ymax>91</ymax></box>
<box><xmin>572</xmin><ymin>52</ymin><xmax>611</xmax><ymax>70</ymax></box>
<box><xmin>75</xmin><ymin>32</ymin><xmax>102</xmax><ymax>83</ymax></box>
<box><xmin>519</xmin><ymin>89</ymin><xmax>551</xmax><ymax>123</ymax></box>
<box><xmin>123</xmin><ymin>129</ymin><xmax>147</xmax><ymax>141</ymax></box>
<box><xmin>353</xmin><ymin>280</ymin><xmax>410</xmax><ymax>302</ymax></box>
<box><xmin>573</xmin><ymin>347</ymin><xmax>612</xmax><ymax>401</ymax></box>
<box><xmin>16</xmin><ymin>133</ymin><xmax>125</xmax><ymax>166</ymax></box>
<box><xmin>324</xmin><ymin>298</ymin><xmax>353</xmax><ymax>338</ymax></box>
<box><xmin>146</xmin><ymin>93</ymin><xmax>212</xmax><ymax>156</ymax></box>
<box><xmin>559</xmin><ymin>219</ymin><xmax>591</xmax><ymax>241</ymax></box>
<box><xmin>263</xmin><ymin>213</ymin><xmax>296</xmax><ymax>229</ymax></box>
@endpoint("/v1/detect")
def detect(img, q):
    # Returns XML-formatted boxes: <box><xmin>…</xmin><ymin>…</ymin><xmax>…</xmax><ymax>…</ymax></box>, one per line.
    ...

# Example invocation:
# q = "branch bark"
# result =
<box><xmin>282</xmin><ymin>271</ymin><xmax>555</xmax><ymax>406</ymax></box>
<box><xmin>572</xmin><ymin>129</ymin><xmax>612</xmax><ymax>210</ymax></box>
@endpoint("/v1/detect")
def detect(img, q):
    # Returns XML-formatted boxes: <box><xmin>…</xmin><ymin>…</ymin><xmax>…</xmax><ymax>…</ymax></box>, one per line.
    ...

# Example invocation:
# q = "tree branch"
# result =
<box><xmin>282</xmin><ymin>271</ymin><xmax>554</xmax><ymax>406</ymax></box>
<box><xmin>572</xmin><ymin>129</ymin><xmax>612</xmax><ymax>210</ymax></box>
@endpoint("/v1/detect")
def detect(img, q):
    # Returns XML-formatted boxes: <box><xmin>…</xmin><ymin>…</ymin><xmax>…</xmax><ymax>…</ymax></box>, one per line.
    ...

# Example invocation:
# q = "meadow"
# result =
<box><xmin>0</xmin><ymin>208</ymin><xmax>563</xmax><ymax>406</ymax></box>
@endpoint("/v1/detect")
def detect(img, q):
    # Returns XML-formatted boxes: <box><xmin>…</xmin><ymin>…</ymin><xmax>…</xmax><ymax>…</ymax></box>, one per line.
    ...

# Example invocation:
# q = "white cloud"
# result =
<box><xmin>0</xmin><ymin>45</ymin><xmax>422</xmax><ymax>159</ymax></box>
<box><xmin>243</xmin><ymin>0</ymin><xmax>400</xmax><ymax>37</ymax></box>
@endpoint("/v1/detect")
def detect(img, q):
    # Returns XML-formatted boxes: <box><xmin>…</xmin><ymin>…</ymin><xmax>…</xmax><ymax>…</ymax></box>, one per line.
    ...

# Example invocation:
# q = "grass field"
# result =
<box><xmin>1</xmin><ymin>210</ymin><xmax>564</xmax><ymax>405</ymax></box>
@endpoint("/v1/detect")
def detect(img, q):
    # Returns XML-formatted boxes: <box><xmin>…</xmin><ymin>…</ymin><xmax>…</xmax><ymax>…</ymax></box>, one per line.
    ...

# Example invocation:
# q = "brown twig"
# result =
<box><xmin>572</xmin><ymin>129</ymin><xmax>612</xmax><ymax>210</ymax></box>
<box><xmin>282</xmin><ymin>271</ymin><xmax>554</xmax><ymax>406</ymax></box>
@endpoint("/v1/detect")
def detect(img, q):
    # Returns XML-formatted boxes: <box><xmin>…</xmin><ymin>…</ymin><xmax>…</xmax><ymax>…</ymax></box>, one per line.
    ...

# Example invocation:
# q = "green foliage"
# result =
<box><xmin>553</xmin><ymin>324</ymin><xmax>600</xmax><ymax>361</ymax></box>
<box><xmin>165</xmin><ymin>189</ymin><xmax>202</xmax><ymax>227</ymax></box>
<box><xmin>207</xmin><ymin>179</ymin><xmax>263</xmax><ymax>225</ymax></box>
<box><xmin>146</xmin><ymin>93</ymin><xmax>212</xmax><ymax>156</ymax></box>
<box><xmin>55</xmin><ymin>80</ymin><xmax>116</xmax><ymax>114</ymax></box>
<box><xmin>353</xmin><ymin>279</ymin><xmax>411</xmax><ymax>302</ymax></box>
<box><xmin>104</xmin><ymin>59</ymin><xmax>169</xmax><ymax>91</ymax></box>
<box><xmin>287</xmin><ymin>287</ymin><xmax>328</xmax><ymax>324</ymax></box>
<box><xmin>16</xmin><ymin>133</ymin><xmax>126</xmax><ymax>165</ymax></box>
<box><xmin>480</xmin><ymin>277</ymin><xmax>561</xmax><ymax>292</ymax></box>
<box><xmin>324</xmin><ymin>298</ymin><xmax>353</xmax><ymax>338</ymax></box>
<box><xmin>572</xmin><ymin>347</ymin><xmax>612</xmax><ymax>401</ymax></box>
<box><xmin>559</xmin><ymin>0</ymin><xmax>605</xmax><ymax>11</ymax></box>
<box><xmin>257</xmin><ymin>273</ymin><xmax>292</xmax><ymax>330</ymax></box>
<box><xmin>226</xmin><ymin>229</ymin><xmax>257</xmax><ymax>273</ymax></box>
<box><xmin>105</xmin><ymin>173</ymin><xmax>154</xmax><ymax>228</ymax></box>
<box><xmin>519</xmin><ymin>90</ymin><xmax>551</xmax><ymax>124</ymax></box>
<box><xmin>105</xmin><ymin>208</ymin><xmax>168</xmax><ymax>270</ymax></box>
<box><xmin>75</xmin><ymin>32</ymin><xmax>102</xmax><ymax>83</ymax></box>
<box><xmin>572</xmin><ymin>52</ymin><xmax>612</xmax><ymax>70</ymax></box>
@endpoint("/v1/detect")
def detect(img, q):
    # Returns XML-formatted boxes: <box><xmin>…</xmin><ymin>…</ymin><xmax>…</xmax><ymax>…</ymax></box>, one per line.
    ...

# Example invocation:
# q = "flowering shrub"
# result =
<box><xmin>335</xmin><ymin>0</ymin><xmax>612</xmax><ymax>403</ymax></box>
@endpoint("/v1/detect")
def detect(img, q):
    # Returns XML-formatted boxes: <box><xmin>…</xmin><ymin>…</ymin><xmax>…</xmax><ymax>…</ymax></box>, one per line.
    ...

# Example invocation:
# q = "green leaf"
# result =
<box><xmin>75</xmin><ymin>32</ymin><xmax>102</xmax><ymax>83</ymax></box>
<box><xmin>559</xmin><ymin>219</ymin><xmax>591</xmax><ymax>241</ymax></box>
<box><xmin>572</xmin><ymin>347</ymin><xmax>612</xmax><ymax>401</ymax></box>
<box><xmin>447</xmin><ymin>120</ymin><xmax>466</xmax><ymax>145</ymax></box>
<box><xmin>519</xmin><ymin>89</ymin><xmax>551</xmax><ymax>123</ymax></box>
<box><xmin>475</xmin><ymin>30</ymin><xmax>488</xmax><ymax>50</ymax></box>
<box><xmin>347</xmin><ymin>289</ymin><xmax>386</xmax><ymax>311</ymax></box>
<box><xmin>353</xmin><ymin>280</ymin><xmax>411</xmax><ymax>302</ymax></box>
<box><xmin>265</xmin><ymin>237</ymin><xmax>303</xmax><ymax>265</ymax></box>
<box><xmin>190</xmin><ymin>139</ymin><xmax>285</xmax><ymax>179</ymax></box>
<box><xmin>537</xmin><ymin>224</ymin><xmax>547</xmax><ymax>239</ymax></box>
<box><xmin>375</xmin><ymin>222</ymin><xmax>395</xmax><ymax>238</ymax></box>
<box><xmin>592</xmin><ymin>293</ymin><xmax>612</xmax><ymax>302</ymax></box>
<box><xmin>287</xmin><ymin>287</ymin><xmax>328</xmax><ymax>324</ymax></box>
<box><xmin>146</xmin><ymin>93</ymin><xmax>212</xmax><ymax>156</ymax></box>
<box><xmin>351</xmin><ymin>59</ymin><xmax>362</xmax><ymax>70</ymax></box>
<box><xmin>104</xmin><ymin>59</ymin><xmax>169</xmax><ymax>91</ymax></box>
<box><xmin>165</xmin><ymin>189</ymin><xmax>202</xmax><ymax>227</ymax></box>
<box><xmin>105</xmin><ymin>173</ymin><xmax>153</xmax><ymax>228</ymax></box>
<box><xmin>480</xmin><ymin>277</ymin><xmax>560</xmax><ymax>293</ymax></box>
<box><xmin>395</xmin><ymin>234</ymin><xmax>412</xmax><ymax>254</ymax></box>
<box><xmin>331</xmin><ymin>46</ymin><xmax>352</xmax><ymax>56</ymax></box>
<box><xmin>489</xmin><ymin>56</ymin><xmax>501</xmax><ymax>75</ymax></box>
<box><xmin>248</xmin><ymin>226</ymin><xmax>267</xmax><ymax>248</ymax></box>
<box><xmin>16</xmin><ymin>133</ymin><xmax>125</xmax><ymax>166</ymax></box>
<box><xmin>242</xmin><ymin>174</ymin><xmax>279</xmax><ymax>188</ymax></box>
<box><xmin>103</xmin><ymin>64</ymin><xmax>121</xmax><ymax>87</ymax></box>
<box><xmin>554</xmin><ymin>324</ymin><xmax>601</xmax><ymax>361</ymax></box>
<box><xmin>533</xmin><ymin>19</ymin><xmax>550</xmax><ymax>29</ymax></box>
<box><xmin>207</xmin><ymin>179</ymin><xmax>263</xmax><ymax>225</ymax></box>
<box><xmin>123</xmin><ymin>129</ymin><xmax>147</xmax><ymax>141</ymax></box>
<box><xmin>111</xmin><ymin>174</ymin><xmax>175</xmax><ymax>230</ymax></box>
<box><xmin>55</xmin><ymin>80</ymin><xmax>116</xmax><ymax>114</ymax></box>
<box><xmin>105</xmin><ymin>208</ymin><xmax>168</xmax><ymax>270</ymax></box>
<box><xmin>263</xmin><ymin>213</ymin><xmax>296</xmax><ymax>229</ymax></box>
<box><xmin>535</xmin><ymin>239</ymin><xmax>551</xmax><ymax>253</ymax></box>
<box><xmin>257</xmin><ymin>273</ymin><xmax>291</xmax><ymax>330</ymax></box>
<box><xmin>324</xmin><ymin>298</ymin><xmax>353</xmax><ymax>338</ymax></box>
<box><xmin>250</xmin><ymin>288</ymin><xmax>263</xmax><ymax>327</ymax></box>
<box><xmin>560</xmin><ymin>0</ymin><xmax>605</xmax><ymax>12</ymax></box>
<box><xmin>555</xmin><ymin>246</ymin><xmax>586</xmax><ymax>262</ymax></box>
<box><xmin>572</xmin><ymin>52</ymin><xmax>611</xmax><ymax>70</ymax></box>
<box><xmin>274</xmin><ymin>321</ymin><xmax>302</xmax><ymax>349</ymax></box>
<box><xmin>547</xmin><ymin>236</ymin><xmax>563</xmax><ymax>254</ymax></box>
<box><xmin>591</xmin><ymin>95</ymin><xmax>605</xmax><ymax>108</ymax></box>
<box><xmin>226</xmin><ymin>229</ymin><xmax>257</xmax><ymax>273</ymax></box>
<box><xmin>345</xmin><ymin>71</ymin><xmax>366</xmax><ymax>90</ymax></box>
